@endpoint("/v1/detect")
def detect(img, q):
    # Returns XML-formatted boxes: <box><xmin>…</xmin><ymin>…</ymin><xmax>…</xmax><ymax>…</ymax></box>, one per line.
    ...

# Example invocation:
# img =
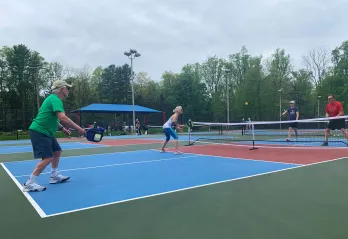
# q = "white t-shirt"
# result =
<box><xmin>163</xmin><ymin>115</ymin><xmax>176</xmax><ymax>129</ymax></box>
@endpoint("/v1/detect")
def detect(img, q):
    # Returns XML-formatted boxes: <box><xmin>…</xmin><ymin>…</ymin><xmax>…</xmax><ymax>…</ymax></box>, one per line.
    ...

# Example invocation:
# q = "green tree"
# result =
<box><xmin>0</xmin><ymin>48</ymin><xmax>9</xmax><ymax>125</ymax></box>
<box><xmin>332</xmin><ymin>41</ymin><xmax>348</xmax><ymax>81</ymax></box>
<box><xmin>90</xmin><ymin>66</ymin><xmax>103</xmax><ymax>102</ymax></box>
<box><xmin>5</xmin><ymin>44</ymin><xmax>46</xmax><ymax>128</ymax></box>
<box><xmin>100</xmin><ymin>64</ymin><xmax>131</xmax><ymax>104</ymax></box>
<box><xmin>201</xmin><ymin>56</ymin><xmax>227</xmax><ymax>121</ymax></box>
<box><xmin>289</xmin><ymin>70</ymin><xmax>314</xmax><ymax>118</ymax></box>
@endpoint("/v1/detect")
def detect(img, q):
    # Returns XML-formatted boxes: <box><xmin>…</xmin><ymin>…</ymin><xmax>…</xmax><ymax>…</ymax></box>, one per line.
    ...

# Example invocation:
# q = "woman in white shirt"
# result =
<box><xmin>161</xmin><ymin>106</ymin><xmax>184</xmax><ymax>154</ymax></box>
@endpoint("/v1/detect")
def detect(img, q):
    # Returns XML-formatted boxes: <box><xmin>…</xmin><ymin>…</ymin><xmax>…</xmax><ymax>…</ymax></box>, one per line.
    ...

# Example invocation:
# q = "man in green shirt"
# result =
<box><xmin>23</xmin><ymin>80</ymin><xmax>86</xmax><ymax>192</ymax></box>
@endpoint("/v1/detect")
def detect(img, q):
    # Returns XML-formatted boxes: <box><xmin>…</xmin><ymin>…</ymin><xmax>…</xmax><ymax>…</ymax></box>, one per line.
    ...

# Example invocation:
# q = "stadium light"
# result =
<box><xmin>278</xmin><ymin>88</ymin><xmax>283</xmax><ymax>129</ymax></box>
<box><xmin>130</xmin><ymin>49</ymin><xmax>137</xmax><ymax>54</ymax></box>
<box><xmin>317</xmin><ymin>95</ymin><xmax>321</xmax><ymax>117</ymax></box>
<box><xmin>124</xmin><ymin>49</ymin><xmax>141</xmax><ymax>133</ymax></box>
<box><xmin>223</xmin><ymin>67</ymin><xmax>231</xmax><ymax>125</ymax></box>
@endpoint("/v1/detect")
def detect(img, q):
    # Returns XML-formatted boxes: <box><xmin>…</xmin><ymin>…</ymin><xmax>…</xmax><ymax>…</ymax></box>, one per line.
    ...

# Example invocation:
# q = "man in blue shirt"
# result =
<box><xmin>282</xmin><ymin>100</ymin><xmax>299</xmax><ymax>141</ymax></box>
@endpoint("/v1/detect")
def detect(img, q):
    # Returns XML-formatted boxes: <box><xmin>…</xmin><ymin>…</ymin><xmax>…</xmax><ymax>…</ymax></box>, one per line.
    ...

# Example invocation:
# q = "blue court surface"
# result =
<box><xmin>2</xmin><ymin>150</ymin><xmax>300</xmax><ymax>218</ymax></box>
<box><xmin>0</xmin><ymin>142</ymin><xmax>107</xmax><ymax>154</ymax></box>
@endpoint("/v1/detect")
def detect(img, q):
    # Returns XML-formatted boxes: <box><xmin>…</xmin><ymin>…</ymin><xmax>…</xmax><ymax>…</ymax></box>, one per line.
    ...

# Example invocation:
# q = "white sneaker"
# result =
<box><xmin>50</xmin><ymin>174</ymin><xmax>70</xmax><ymax>184</ymax></box>
<box><xmin>160</xmin><ymin>149</ymin><xmax>166</xmax><ymax>153</ymax></box>
<box><xmin>23</xmin><ymin>181</ymin><xmax>46</xmax><ymax>192</ymax></box>
<box><xmin>174</xmin><ymin>150</ymin><xmax>183</xmax><ymax>155</ymax></box>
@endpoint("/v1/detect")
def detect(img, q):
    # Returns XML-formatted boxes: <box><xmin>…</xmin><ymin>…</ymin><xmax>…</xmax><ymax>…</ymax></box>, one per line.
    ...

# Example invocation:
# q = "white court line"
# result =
<box><xmin>3</xmin><ymin>148</ymin><xmax>159</xmax><ymax>164</ymax></box>
<box><xmin>44</xmin><ymin>156</ymin><xmax>348</xmax><ymax>218</ymax></box>
<box><xmin>74</xmin><ymin>141</ymin><xmax>164</xmax><ymax>149</ymax></box>
<box><xmin>0</xmin><ymin>142</ymin><xmax>87</xmax><ymax>149</ymax></box>
<box><xmin>1</xmin><ymin>138</ymin><xmax>163</xmax><ymax>156</ymax></box>
<box><xmin>194</xmin><ymin>140</ymin><xmax>348</xmax><ymax>150</ymax></box>
<box><xmin>150</xmin><ymin>149</ymin><xmax>302</xmax><ymax>166</ymax></box>
<box><xmin>13</xmin><ymin>155</ymin><xmax>199</xmax><ymax>178</ymax></box>
<box><xmin>0</xmin><ymin>163</ymin><xmax>47</xmax><ymax>218</ymax></box>
<box><xmin>74</xmin><ymin>142</ymin><xmax>107</xmax><ymax>146</ymax></box>
<box><xmin>0</xmin><ymin>143</ymin><xmax>109</xmax><ymax>155</ymax></box>
<box><xmin>0</xmin><ymin>148</ymin><xmax>101</xmax><ymax>155</ymax></box>
<box><xmin>2</xmin><ymin>154</ymin><xmax>198</xmax><ymax>218</ymax></box>
<box><xmin>0</xmin><ymin>151</ymin><xmax>34</xmax><ymax>155</ymax></box>
<box><xmin>85</xmin><ymin>141</ymin><xmax>163</xmax><ymax>146</ymax></box>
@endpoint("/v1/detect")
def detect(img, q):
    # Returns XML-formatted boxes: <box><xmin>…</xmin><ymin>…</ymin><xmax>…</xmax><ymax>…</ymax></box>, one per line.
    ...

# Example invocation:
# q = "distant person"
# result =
<box><xmin>160</xmin><ymin>106</ymin><xmax>184</xmax><ymax>154</ymax></box>
<box><xmin>108</xmin><ymin>126</ymin><xmax>111</xmax><ymax>136</ymax></box>
<box><xmin>241</xmin><ymin>118</ymin><xmax>246</xmax><ymax>135</ymax></box>
<box><xmin>144</xmin><ymin>125</ymin><xmax>148</xmax><ymax>135</ymax></box>
<box><xmin>247</xmin><ymin>117</ymin><xmax>252</xmax><ymax>131</ymax></box>
<box><xmin>23</xmin><ymin>80</ymin><xmax>86</xmax><ymax>192</ymax></box>
<box><xmin>282</xmin><ymin>100</ymin><xmax>299</xmax><ymax>141</ymax></box>
<box><xmin>322</xmin><ymin>95</ymin><xmax>348</xmax><ymax>146</ymax></box>
<box><xmin>135</xmin><ymin>119</ymin><xmax>141</xmax><ymax>135</ymax></box>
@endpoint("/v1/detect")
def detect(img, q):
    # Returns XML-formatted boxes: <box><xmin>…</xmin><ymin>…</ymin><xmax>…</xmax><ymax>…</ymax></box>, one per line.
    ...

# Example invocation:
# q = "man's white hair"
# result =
<box><xmin>52</xmin><ymin>87</ymin><xmax>63</xmax><ymax>94</ymax></box>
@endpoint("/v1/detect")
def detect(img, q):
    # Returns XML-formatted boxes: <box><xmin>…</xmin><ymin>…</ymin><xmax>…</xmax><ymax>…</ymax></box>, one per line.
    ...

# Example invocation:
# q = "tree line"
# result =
<box><xmin>1</xmin><ymin>41</ymin><xmax>348</xmax><ymax>131</ymax></box>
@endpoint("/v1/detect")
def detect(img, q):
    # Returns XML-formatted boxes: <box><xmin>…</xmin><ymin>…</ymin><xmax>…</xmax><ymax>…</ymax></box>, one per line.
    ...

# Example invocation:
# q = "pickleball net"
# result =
<box><xmin>187</xmin><ymin>115</ymin><xmax>348</xmax><ymax>148</ymax></box>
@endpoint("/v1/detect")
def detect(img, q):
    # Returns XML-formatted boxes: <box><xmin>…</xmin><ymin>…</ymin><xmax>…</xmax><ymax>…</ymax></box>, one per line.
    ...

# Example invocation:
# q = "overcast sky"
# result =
<box><xmin>1</xmin><ymin>0</ymin><xmax>348</xmax><ymax>81</ymax></box>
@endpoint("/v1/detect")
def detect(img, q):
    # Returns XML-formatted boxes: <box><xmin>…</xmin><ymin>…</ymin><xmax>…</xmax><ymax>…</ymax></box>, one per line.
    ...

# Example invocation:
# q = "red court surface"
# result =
<box><xmin>166</xmin><ymin>144</ymin><xmax>348</xmax><ymax>165</ymax></box>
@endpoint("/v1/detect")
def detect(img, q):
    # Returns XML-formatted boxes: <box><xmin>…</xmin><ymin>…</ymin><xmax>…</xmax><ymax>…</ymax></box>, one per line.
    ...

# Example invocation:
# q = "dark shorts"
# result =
<box><xmin>327</xmin><ymin>118</ymin><xmax>346</xmax><ymax>130</ymax></box>
<box><xmin>288</xmin><ymin>122</ymin><xmax>298</xmax><ymax>128</ymax></box>
<box><xmin>29</xmin><ymin>130</ymin><xmax>61</xmax><ymax>159</ymax></box>
<box><xmin>163</xmin><ymin>127</ymin><xmax>178</xmax><ymax>141</ymax></box>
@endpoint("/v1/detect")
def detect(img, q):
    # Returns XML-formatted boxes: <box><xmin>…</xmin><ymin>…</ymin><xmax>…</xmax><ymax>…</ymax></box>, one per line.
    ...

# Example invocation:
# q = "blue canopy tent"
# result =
<box><xmin>70</xmin><ymin>103</ymin><xmax>163</xmax><ymax>128</ymax></box>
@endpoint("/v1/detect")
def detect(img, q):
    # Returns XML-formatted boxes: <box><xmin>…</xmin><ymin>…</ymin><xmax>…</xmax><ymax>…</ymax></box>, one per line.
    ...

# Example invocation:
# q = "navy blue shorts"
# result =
<box><xmin>29</xmin><ymin>130</ymin><xmax>62</xmax><ymax>159</ymax></box>
<box><xmin>327</xmin><ymin>118</ymin><xmax>345</xmax><ymax>130</ymax></box>
<box><xmin>288</xmin><ymin>122</ymin><xmax>298</xmax><ymax>128</ymax></box>
<box><xmin>163</xmin><ymin>128</ymin><xmax>178</xmax><ymax>141</ymax></box>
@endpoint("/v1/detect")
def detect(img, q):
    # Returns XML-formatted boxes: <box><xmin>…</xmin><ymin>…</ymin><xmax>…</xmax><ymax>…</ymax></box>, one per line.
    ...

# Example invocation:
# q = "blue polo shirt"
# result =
<box><xmin>287</xmin><ymin>107</ymin><xmax>298</xmax><ymax>120</ymax></box>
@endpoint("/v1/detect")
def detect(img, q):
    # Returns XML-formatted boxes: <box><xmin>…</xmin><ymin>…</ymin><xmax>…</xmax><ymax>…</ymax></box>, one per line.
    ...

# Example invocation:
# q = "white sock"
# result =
<box><xmin>26</xmin><ymin>174</ymin><xmax>36</xmax><ymax>184</ymax></box>
<box><xmin>51</xmin><ymin>168</ymin><xmax>58</xmax><ymax>177</ymax></box>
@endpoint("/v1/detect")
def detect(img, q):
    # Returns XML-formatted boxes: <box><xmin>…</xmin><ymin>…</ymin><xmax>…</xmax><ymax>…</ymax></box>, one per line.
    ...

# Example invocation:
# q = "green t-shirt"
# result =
<box><xmin>29</xmin><ymin>94</ymin><xmax>65</xmax><ymax>137</ymax></box>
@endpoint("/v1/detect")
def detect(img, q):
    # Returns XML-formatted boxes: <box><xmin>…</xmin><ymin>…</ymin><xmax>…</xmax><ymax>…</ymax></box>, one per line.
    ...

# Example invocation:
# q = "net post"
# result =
<box><xmin>249</xmin><ymin>123</ymin><xmax>258</xmax><ymax>150</ymax></box>
<box><xmin>185</xmin><ymin>123</ymin><xmax>194</xmax><ymax>146</ymax></box>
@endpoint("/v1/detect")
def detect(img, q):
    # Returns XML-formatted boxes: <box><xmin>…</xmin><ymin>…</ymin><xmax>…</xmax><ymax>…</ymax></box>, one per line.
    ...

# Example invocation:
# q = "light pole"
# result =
<box><xmin>278</xmin><ymin>88</ymin><xmax>283</xmax><ymax>129</ymax></box>
<box><xmin>317</xmin><ymin>95</ymin><xmax>321</xmax><ymax>117</ymax></box>
<box><xmin>124</xmin><ymin>49</ymin><xmax>141</xmax><ymax>133</ymax></box>
<box><xmin>223</xmin><ymin>67</ymin><xmax>231</xmax><ymax>126</ymax></box>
